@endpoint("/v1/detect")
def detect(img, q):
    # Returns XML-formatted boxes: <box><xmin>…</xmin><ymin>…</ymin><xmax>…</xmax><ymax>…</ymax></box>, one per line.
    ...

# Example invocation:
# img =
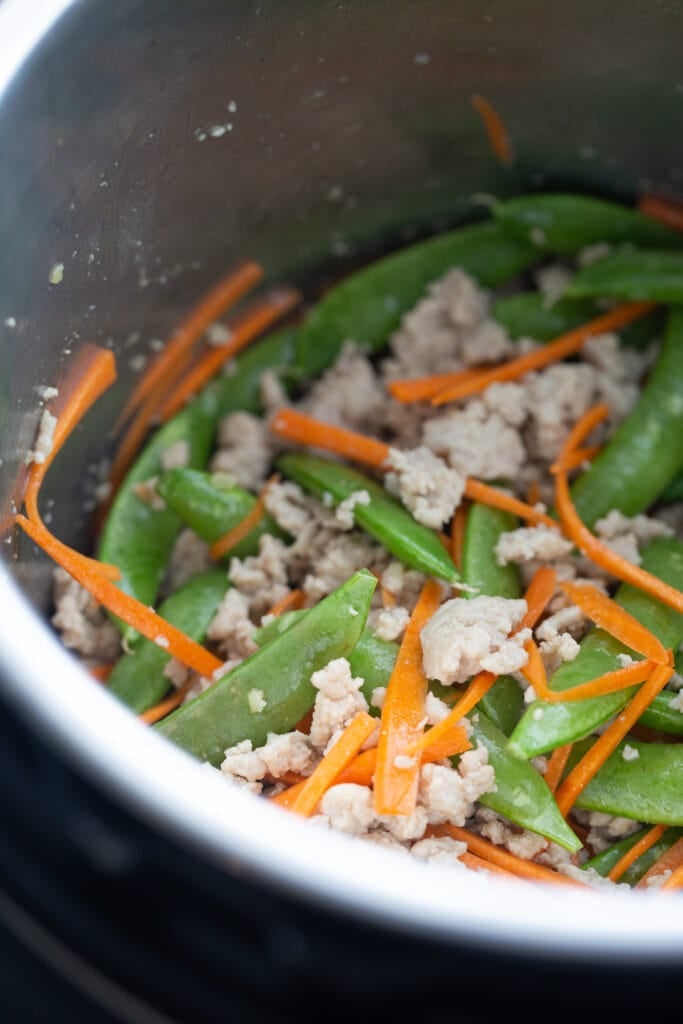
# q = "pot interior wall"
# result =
<box><xmin>2</xmin><ymin>0</ymin><xmax>683</xmax><ymax>607</ymax></box>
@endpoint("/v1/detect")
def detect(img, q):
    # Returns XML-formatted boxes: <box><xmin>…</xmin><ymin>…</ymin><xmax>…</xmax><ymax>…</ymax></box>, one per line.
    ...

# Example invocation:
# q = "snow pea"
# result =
<box><xmin>107</xmin><ymin>569</ymin><xmax>229</xmax><ymax>714</ymax></box>
<box><xmin>154</xmin><ymin>569</ymin><xmax>376</xmax><ymax>765</ymax></box>
<box><xmin>98</xmin><ymin>328</ymin><xmax>297</xmax><ymax>642</ymax></box>
<box><xmin>470</xmin><ymin>711</ymin><xmax>581</xmax><ymax>852</ymax></box>
<box><xmin>477</xmin><ymin>676</ymin><xmax>524</xmax><ymax>737</ymax></box>
<box><xmin>295</xmin><ymin>221</ymin><xmax>538</xmax><ymax>378</ymax></box>
<box><xmin>566</xmin><ymin>736</ymin><xmax>683</xmax><ymax>826</ymax></box>
<box><xmin>570</xmin><ymin>306</ymin><xmax>683</xmax><ymax>526</ymax></box>
<box><xmin>461</xmin><ymin>501</ymin><xmax>521</xmax><ymax>601</ymax></box>
<box><xmin>492</xmin><ymin>193</ymin><xmax>683</xmax><ymax>255</ymax></box>
<box><xmin>276</xmin><ymin>453</ymin><xmax>459</xmax><ymax>583</ymax></box>
<box><xmin>256</xmin><ymin>614</ymin><xmax>400</xmax><ymax>711</ymax></box>
<box><xmin>567</xmin><ymin>249</ymin><xmax>683</xmax><ymax>303</ymax></box>
<box><xmin>156</xmin><ymin>468</ymin><xmax>285</xmax><ymax>559</ymax></box>
<box><xmin>493</xmin><ymin>293</ymin><xmax>599</xmax><ymax>341</ymax></box>
<box><xmin>660</xmin><ymin>468</ymin><xmax>683</xmax><ymax>504</ymax></box>
<box><xmin>492</xmin><ymin>291</ymin><xmax>662</xmax><ymax>350</ymax></box>
<box><xmin>582</xmin><ymin>826</ymin><xmax>683</xmax><ymax>885</ymax></box>
<box><xmin>508</xmin><ymin>538</ymin><xmax>683</xmax><ymax>760</ymax></box>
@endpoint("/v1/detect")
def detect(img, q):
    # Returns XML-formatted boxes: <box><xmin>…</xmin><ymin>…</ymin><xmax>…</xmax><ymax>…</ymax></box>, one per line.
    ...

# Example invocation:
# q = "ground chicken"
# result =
<box><xmin>495</xmin><ymin>524</ymin><xmax>573</xmax><ymax>566</ymax></box>
<box><xmin>422</xmin><ymin>400</ymin><xmax>526</xmax><ymax>482</ymax></box>
<box><xmin>421</xmin><ymin>595</ymin><xmax>530</xmax><ymax>685</ymax></box>
<box><xmin>299</xmin><ymin>341</ymin><xmax>387</xmax><ymax>433</ymax></box>
<box><xmin>308</xmin><ymin>657</ymin><xmax>369</xmax><ymax>753</ymax></box>
<box><xmin>418</xmin><ymin>745</ymin><xmax>496</xmax><ymax>826</ymax></box>
<box><xmin>384</xmin><ymin>445</ymin><xmax>465</xmax><ymax>529</ymax></box>
<box><xmin>206</xmin><ymin>587</ymin><xmax>258</xmax><ymax>660</ymax></box>
<box><xmin>210</xmin><ymin>411</ymin><xmax>274</xmax><ymax>491</ymax></box>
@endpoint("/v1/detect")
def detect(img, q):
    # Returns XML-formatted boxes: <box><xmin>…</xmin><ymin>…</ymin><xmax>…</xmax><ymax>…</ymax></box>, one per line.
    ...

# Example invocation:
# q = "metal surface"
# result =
<box><xmin>2</xmin><ymin>0</ymin><xmax>683</xmax><ymax>981</ymax></box>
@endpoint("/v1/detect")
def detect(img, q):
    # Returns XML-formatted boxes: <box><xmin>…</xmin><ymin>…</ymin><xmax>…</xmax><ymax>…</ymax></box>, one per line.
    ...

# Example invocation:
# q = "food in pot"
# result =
<box><xmin>17</xmin><ymin>191</ymin><xmax>683</xmax><ymax>891</ymax></box>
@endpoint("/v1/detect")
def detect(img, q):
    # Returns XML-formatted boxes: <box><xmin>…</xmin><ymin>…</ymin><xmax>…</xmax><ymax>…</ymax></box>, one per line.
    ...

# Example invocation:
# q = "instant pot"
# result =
<box><xmin>2</xmin><ymin>2</ymin><xmax>683</xmax><ymax>1020</ymax></box>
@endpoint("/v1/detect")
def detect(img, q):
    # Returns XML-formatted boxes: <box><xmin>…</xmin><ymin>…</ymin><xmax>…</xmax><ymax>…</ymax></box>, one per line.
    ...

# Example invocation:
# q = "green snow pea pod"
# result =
<box><xmin>107</xmin><ymin>569</ymin><xmax>229</xmax><ymax>714</ymax></box>
<box><xmin>660</xmin><ymin>468</ymin><xmax>683</xmax><ymax>504</ymax></box>
<box><xmin>461</xmin><ymin>501</ymin><xmax>520</xmax><ymax>601</ymax></box>
<box><xmin>156</xmin><ymin>468</ymin><xmax>286</xmax><ymax>559</ymax></box>
<box><xmin>492</xmin><ymin>291</ymin><xmax>662</xmax><ymax>350</ymax></box>
<box><xmin>477</xmin><ymin>676</ymin><xmax>524</xmax><ymax>738</ymax></box>
<box><xmin>253</xmin><ymin>608</ymin><xmax>305</xmax><ymax>646</ymax></box>
<box><xmin>508</xmin><ymin>538</ymin><xmax>683</xmax><ymax>760</ymax></box>
<box><xmin>565</xmin><ymin>736</ymin><xmax>683</xmax><ymax>826</ymax></box>
<box><xmin>582</xmin><ymin>826</ymin><xmax>683</xmax><ymax>885</ymax></box>
<box><xmin>493</xmin><ymin>293</ymin><xmax>599</xmax><ymax>341</ymax></box>
<box><xmin>255</xmin><ymin>614</ymin><xmax>399</xmax><ymax>711</ymax></box>
<box><xmin>295</xmin><ymin>220</ymin><xmax>538</xmax><ymax>378</ymax></box>
<box><xmin>277</xmin><ymin>453</ymin><xmax>459</xmax><ymax>583</ymax></box>
<box><xmin>567</xmin><ymin>249</ymin><xmax>683</xmax><ymax>303</ymax></box>
<box><xmin>570</xmin><ymin>306</ymin><xmax>683</xmax><ymax>526</ymax></box>
<box><xmin>98</xmin><ymin>328</ymin><xmax>297</xmax><ymax>641</ymax></box>
<box><xmin>155</xmin><ymin>569</ymin><xmax>376</xmax><ymax>765</ymax></box>
<box><xmin>492</xmin><ymin>193</ymin><xmax>683</xmax><ymax>255</ymax></box>
<box><xmin>470</xmin><ymin>712</ymin><xmax>581</xmax><ymax>852</ymax></box>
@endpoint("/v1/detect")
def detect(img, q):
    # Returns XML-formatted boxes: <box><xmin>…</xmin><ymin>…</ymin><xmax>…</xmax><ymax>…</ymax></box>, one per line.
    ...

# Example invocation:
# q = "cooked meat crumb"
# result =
<box><xmin>421</xmin><ymin>596</ymin><xmax>530</xmax><ymax>685</ymax></box>
<box><xmin>384</xmin><ymin>445</ymin><xmax>465</xmax><ymax>529</ymax></box>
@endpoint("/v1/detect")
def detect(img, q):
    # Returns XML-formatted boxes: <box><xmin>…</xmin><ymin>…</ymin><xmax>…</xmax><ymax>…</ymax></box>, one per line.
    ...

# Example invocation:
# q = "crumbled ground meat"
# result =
<box><xmin>384</xmin><ymin>445</ymin><xmax>465</xmax><ymax>529</ymax></box>
<box><xmin>26</xmin><ymin>409</ymin><xmax>57</xmax><ymax>465</ymax></box>
<box><xmin>207</xmin><ymin>587</ymin><xmax>258</xmax><ymax>660</ymax></box>
<box><xmin>210</xmin><ymin>411</ymin><xmax>274</xmax><ymax>491</ymax></box>
<box><xmin>309</xmin><ymin>657</ymin><xmax>369</xmax><ymax>752</ymax></box>
<box><xmin>299</xmin><ymin>341</ymin><xmax>387</xmax><ymax>433</ymax></box>
<box><xmin>422</xmin><ymin>401</ymin><xmax>526</xmax><ymax>482</ymax></box>
<box><xmin>421</xmin><ymin>596</ymin><xmax>530</xmax><ymax>685</ymax></box>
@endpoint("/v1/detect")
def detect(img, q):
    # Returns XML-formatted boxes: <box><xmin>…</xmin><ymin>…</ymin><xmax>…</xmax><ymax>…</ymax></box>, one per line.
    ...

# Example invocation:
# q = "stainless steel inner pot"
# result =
<box><xmin>2</xmin><ymin>1</ymin><xmax>683</xmax><ymax>1016</ymax></box>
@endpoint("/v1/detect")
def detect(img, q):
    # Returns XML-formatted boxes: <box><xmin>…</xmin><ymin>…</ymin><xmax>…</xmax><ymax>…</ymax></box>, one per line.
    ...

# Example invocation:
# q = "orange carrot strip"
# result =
<box><xmin>559</xmin><ymin>580</ymin><xmax>669</xmax><ymax>665</ymax></box>
<box><xmin>470</xmin><ymin>93</ymin><xmax>514</xmax><ymax>166</ymax></box>
<box><xmin>518</xmin><ymin>565</ymin><xmax>557</xmax><ymax>631</ymax></box>
<box><xmin>89</xmin><ymin>663</ymin><xmax>114</xmax><ymax>683</ymax></box>
<box><xmin>373</xmin><ymin>578</ymin><xmax>444</xmax><ymax>816</ymax></box>
<box><xmin>542</xmin><ymin>659</ymin><xmax>656</xmax><ymax>703</ymax></box>
<box><xmin>555</xmin><ymin>661</ymin><xmax>674</xmax><ymax>817</ymax></box>
<box><xmin>451</xmin><ymin>501</ymin><xmax>469</xmax><ymax>570</ymax></box>
<box><xmin>114</xmin><ymin>261</ymin><xmax>263</xmax><ymax>430</ymax></box>
<box><xmin>637</xmin><ymin>193</ymin><xmax>683</xmax><ymax>233</ymax></box>
<box><xmin>556</xmin><ymin>401</ymin><xmax>610</xmax><ymax>467</ymax></box>
<box><xmin>264</xmin><ymin>588</ymin><xmax>305</xmax><ymax>619</ymax></box>
<box><xmin>459</xmin><ymin>851</ymin><xmax>520</xmax><ymax>879</ymax></box>
<box><xmin>140</xmin><ymin>681</ymin><xmax>192</xmax><ymax>725</ymax></box>
<box><xmin>23</xmin><ymin>345</ymin><xmax>121</xmax><ymax>582</ymax></box>
<box><xmin>415</xmin><ymin>671</ymin><xmax>497</xmax><ymax>757</ymax></box>
<box><xmin>430</xmin><ymin>303</ymin><xmax>656</xmax><ymax>406</ymax></box>
<box><xmin>387</xmin><ymin>368</ymin><xmax>485</xmax><ymax>404</ymax></box>
<box><xmin>269</xmin><ymin>408</ymin><xmax>390</xmax><ymax>469</ymax></box>
<box><xmin>463</xmin><ymin>478</ymin><xmax>557</xmax><ymax>529</ymax></box>
<box><xmin>607</xmin><ymin>823</ymin><xmax>668</xmax><ymax>883</ymax></box>
<box><xmin>554</xmin><ymin>470</ymin><xmax>683</xmax><ymax>616</ymax></box>
<box><xmin>208</xmin><ymin>474</ymin><xmax>278</xmax><ymax>561</ymax></box>
<box><xmin>526</xmin><ymin>479</ymin><xmax>541</xmax><ymax>507</ymax></box>
<box><xmin>635</xmin><ymin>836</ymin><xmax>683</xmax><ymax>889</ymax></box>
<box><xmin>430</xmin><ymin>824</ymin><xmax>586</xmax><ymax>887</ymax></box>
<box><xmin>550</xmin><ymin>444</ymin><xmax>602</xmax><ymax>475</ymax></box>
<box><xmin>659</xmin><ymin>861</ymin><xmax>683</xmax><ymax>890</ymax></box>
<box><xmin>15</xmin><ymin>514</ymin><xmax>224</xmax><ymax>679</ymax></box>
<box><xmin>272</xmin><ymin>735</ymin><xmax>471</xmax><ymax>811</ymax></box>
<box><xmin>544</xmin><ymin>743</ymin><xmax>573</xmax><ymax>794</ymax></box>
<box><xmin>289</xmin><ymin>712</ymin><xmax>378</xmax><ymax>817</ymax></box>
<box><xmin>157</xmin><ymin>287</ymin><xmax>302</xmax><ymax>421</ymax></box>
<box><xmin>520</xmin><ymin>637</ymin><xmax>552</xmax><ymax>700</ymax></box>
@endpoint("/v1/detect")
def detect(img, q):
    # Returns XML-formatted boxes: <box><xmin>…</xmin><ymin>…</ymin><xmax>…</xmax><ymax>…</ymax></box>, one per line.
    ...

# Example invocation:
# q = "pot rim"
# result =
<box><xmin>2</xmin><ymin>569</ymin><xmax>682</xmax><ymax>963</ymax></box>
<box><xmin>3</xmin><ymin>0</ymin><xmax>683</xmax><ymax>968</ymax></box>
